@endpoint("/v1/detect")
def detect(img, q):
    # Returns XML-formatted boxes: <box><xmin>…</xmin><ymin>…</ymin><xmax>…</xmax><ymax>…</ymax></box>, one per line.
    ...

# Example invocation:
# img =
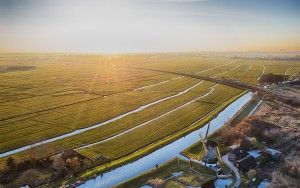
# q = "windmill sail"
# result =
<box><xmin>205</xmin><ymin>122</ymin><xmax>210</xmax><ymax>140</ymax></box>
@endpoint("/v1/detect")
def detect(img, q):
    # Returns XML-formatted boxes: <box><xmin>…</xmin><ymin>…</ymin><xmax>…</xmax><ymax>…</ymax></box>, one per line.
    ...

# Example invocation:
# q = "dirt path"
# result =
<box><xmin>222</xmin><ymin>154</ymin><xmax>241</xmax><ymax>188</ymax></box>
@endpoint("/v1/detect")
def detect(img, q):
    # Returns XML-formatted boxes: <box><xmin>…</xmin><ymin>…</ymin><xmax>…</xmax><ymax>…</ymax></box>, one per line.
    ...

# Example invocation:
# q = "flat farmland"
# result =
<box><xmin>0</xmin><ymin>53</ymin><xmax>299</xmax><ymax>169</ymax></box>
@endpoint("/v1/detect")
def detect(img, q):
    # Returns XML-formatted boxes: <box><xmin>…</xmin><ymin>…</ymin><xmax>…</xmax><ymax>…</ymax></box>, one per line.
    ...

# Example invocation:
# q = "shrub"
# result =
<box><xmin>259</xmin><ymin>73</ymin><xmax>288</xmax><ymax>84</ymax></box>
<box><xmin>269</xmin><ymin>157</ymin><xmax>300</xmax><ymax>187</ymax></box>
<box><xmin>17</xmin><ymin>169</ymin><xmax>43</xmax><ymax>187</ymax></box>
<box><xmin>280</xmin><ymin>157</ymin><xmax>300</xmax><ymax>179</ymax></box>
<box><xmin>66</xmin><ymin>157</ymin><xmax>81</xmax><ymax>171</ymax></box>
<box><xmin>52</xmin><ymin>156</ymin><xmax>66</xmax><ymax>172</ymax></box>
<box><xmin>219</xmin><ymin>116</ymin><xmax>286</xmax><ymax>146</ymax></box>
<box><xmin>147</xmin><ymin>178</ymin><xmax>165</xmax><ymax>188</ymax></box>
<box><xmin>6</xmin><ymin>157</ymin><xmax>17</xmax><ymax>171</ymax></box>
<box><xmin>269</xmin><ymin>171</ymin><xmax>300</xmax><ymax>188</ymax></box>
<box><xmin>247</xmin><ymin>169</ymin><xmax>256</xmax><ymax>180</ymax></box>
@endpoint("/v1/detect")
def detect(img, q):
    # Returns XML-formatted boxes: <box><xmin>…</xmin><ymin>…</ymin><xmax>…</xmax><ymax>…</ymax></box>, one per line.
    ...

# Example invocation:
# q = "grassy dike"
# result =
<box><xmin>78</xmin><ymin>91</ymin><xmax>247</xmax><ymax>182</ymax></box>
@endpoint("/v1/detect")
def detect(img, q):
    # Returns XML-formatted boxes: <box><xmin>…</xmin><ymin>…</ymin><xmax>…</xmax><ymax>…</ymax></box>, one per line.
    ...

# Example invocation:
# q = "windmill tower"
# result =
<box><xmin>200</xmin><ymin>122</ymin><xmax>223</xmax><ymax>165</ymax></box>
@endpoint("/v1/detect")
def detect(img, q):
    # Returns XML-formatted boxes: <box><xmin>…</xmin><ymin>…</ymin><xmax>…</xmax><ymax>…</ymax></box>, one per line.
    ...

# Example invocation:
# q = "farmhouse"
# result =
<box><xmin>228</xmin><ymin>148</ymin><xmax>247</xmax><ymax>162</ymax></box>
<box><xmin>235</xmin><ymin>156</ymin><xmax>257</xmax><ymax>172</ymax></box>
<box><xmin>261</xmin><ymin>148</ymin><xmax>282</xmax><ymax>161</ymax></box>
<box><xmin>248</xmin><ymin>150</ymin><xmax>262</xmax><ymax>159</ymax></box>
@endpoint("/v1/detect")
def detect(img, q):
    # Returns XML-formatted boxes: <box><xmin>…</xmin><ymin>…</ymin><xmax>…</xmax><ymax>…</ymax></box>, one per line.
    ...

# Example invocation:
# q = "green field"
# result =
<box><xmin>0</xmin><ymin>53</ymin><xmax>299</xmax><ymax>169</ymax></box>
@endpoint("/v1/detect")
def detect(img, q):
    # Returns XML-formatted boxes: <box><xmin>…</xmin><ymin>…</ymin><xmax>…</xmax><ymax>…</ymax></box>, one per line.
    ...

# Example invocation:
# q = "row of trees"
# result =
<box><xmin>259</xmin><ymin>73</ymin><xmax>288</xmax><ymax>84</ymax></box>
<box><xmin>269</xmin><ymin>156</ymin><xmax>300</xmax><ymax>187</ymax></box>
<box><xmin>0</xmin><ymin>149</ymin><xmax>92</xmax><ymax>187</ymax></box>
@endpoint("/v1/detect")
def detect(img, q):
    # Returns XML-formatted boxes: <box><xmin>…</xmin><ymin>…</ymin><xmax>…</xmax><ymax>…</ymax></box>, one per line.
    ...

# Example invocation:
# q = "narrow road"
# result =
<box><xmin>134</xmin><ymin>61</ymin><xmax>236</xmax><ymax>91</ymax></box>
<box><xmin>222</xmin><ymin>154</ymin><xmax>241</xmax><ymax>188</ymax></box>
<box><xmin>257</xmin><ymin>65</ymin><xmax>266</xmax><ymax>80</ymax></box>
<box><xmin>134</xmin><ymin>65</ymin><xmax>263</xmax><ymax>92</ymax></box>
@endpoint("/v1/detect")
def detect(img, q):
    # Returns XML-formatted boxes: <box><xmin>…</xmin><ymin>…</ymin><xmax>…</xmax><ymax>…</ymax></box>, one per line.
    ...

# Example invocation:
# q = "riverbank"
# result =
<box><xmin>181</xmin><ymin>93</ymin><xmax>260</xmax><ymax>160</ymax></box>
<box><xmin>180</xmin><ymin>86</ymin><xmax>300</xmax><ymax>188</ymax></box>
<box><xmin>0</xmin><ymin>91</ymin><xmax>249</xmax><ymax>188</ymax></box>
<box><xmin>74</xmin><ymin>92</ymin><xmax>253</xmax><ymax>188</ymax></box>
<box><xmin>79</xmin><ymin>92</ymin><xmax>246</xmax><ymax>179</ymax></box>
<box><xmin>109</xmin><ymin>93</ymin><xmax>261</xmax><ymax>188</ymax></box>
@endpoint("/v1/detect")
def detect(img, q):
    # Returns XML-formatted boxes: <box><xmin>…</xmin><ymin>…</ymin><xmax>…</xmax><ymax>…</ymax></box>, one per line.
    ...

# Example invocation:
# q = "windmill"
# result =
<box><xmin>200</xmin><ymin>121</ymin><xmax>223</xmax><ymax>165</ymax></box>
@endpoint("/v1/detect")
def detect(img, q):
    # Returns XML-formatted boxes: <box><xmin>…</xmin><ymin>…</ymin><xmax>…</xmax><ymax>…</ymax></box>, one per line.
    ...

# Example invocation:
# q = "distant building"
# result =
<box><xmin>235</xmin><ymin>156</ymin><xmax>257</xmax><ymax>172</ymax></box>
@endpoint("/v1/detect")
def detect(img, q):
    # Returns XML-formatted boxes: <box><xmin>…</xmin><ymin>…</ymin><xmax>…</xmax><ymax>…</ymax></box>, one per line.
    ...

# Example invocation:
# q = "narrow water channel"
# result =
<box><xmin>79</xmin><ymin>92</ymin><xmax>255</xmax><ymax>188</ymax></box>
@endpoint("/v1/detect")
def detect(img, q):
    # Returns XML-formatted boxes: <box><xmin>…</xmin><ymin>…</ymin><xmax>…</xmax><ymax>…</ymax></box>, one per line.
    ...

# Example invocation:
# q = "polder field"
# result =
<box><xmin>0</xmin><ymin>53</ymin><xmax>299</xmax><ymax>171</ymax></box>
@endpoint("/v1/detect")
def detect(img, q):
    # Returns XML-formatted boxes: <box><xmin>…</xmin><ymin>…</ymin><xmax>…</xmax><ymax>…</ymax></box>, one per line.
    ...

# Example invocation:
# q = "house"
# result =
<box><xmin>262</xmin><ymin>148</ymin><xmax>282</xmax><ymax>161</ymax></box>
<box><xmin>228</xmin><ymin>148</ymin><xmax>247</xmax><ymax>162</ymax></box>
<box><xmin>248</xmin><ymin>150</ymin><xmax>262</xmax><ymax>159</ymax></box>
<box><xmin>235</xmin><ymin>156</ymin><xmax>257</xmax><ymax>172</ymax></box>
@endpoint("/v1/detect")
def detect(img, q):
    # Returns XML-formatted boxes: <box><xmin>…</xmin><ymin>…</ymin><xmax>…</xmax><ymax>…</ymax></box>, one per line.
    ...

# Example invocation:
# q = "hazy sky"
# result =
<box><xmin>0</xmin><ymin>0</ymin><xmax>299</xmax><ymax>53</ymax></box>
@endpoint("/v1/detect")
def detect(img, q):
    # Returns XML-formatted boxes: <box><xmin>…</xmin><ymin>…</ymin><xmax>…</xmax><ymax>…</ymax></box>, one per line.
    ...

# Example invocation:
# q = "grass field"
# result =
<box><xmin>115</xmin><ymin>158</ymin><xmax>215</xmax><ymax>188</ymax></box>
<box><xmin>0</xmin><ymin>53</ymin><xmax>299</xmax><ymax>170</ymax></box>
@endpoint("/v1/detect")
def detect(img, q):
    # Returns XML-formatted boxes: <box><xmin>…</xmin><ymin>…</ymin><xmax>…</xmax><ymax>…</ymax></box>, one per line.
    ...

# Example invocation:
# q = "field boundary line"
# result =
<box><xmin>79</xmin><ymin>91</ymin><xmax>247</xmax><ymax>180</ymax></box>
<box><xmin>76</xmin><ymin>84</ymin><xmax>214</xmax><ymax>150</ymax></box>
<box><xmin>0</xmin><ymin>62</ymin><xmax>236</xmax><ymax>123</ymax></box>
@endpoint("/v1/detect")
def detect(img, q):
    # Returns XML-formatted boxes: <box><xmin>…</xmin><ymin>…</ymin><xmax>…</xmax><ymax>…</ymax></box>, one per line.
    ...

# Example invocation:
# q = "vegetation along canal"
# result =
<box><xmin>79</xmin><ymin>92</ymin><xmax>258</xmax><ymax>188</ymax></box>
